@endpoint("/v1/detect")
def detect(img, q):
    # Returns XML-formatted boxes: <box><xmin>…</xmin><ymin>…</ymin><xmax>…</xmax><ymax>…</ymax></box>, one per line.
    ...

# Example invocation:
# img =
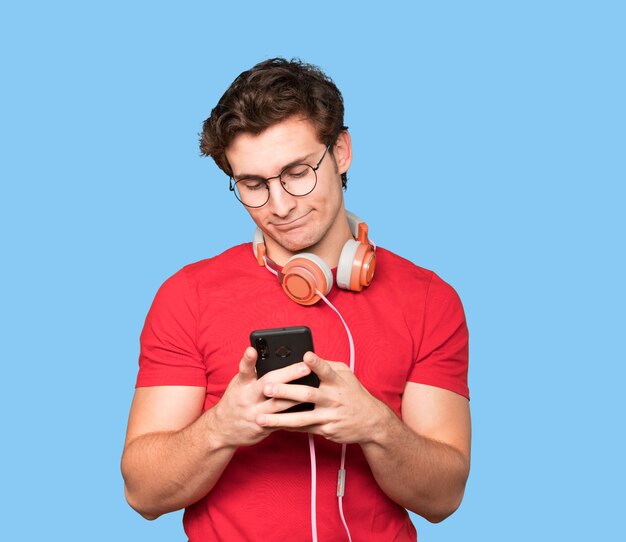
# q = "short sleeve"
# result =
<box><xmin>408</xmin><ymin>273</ymin><xmax>470</xmax><ymax>400</ymax></box>
<box><xmin>136</xmin><ymin>268</ymin><xmax>207</xmax><ymax>388</ymax></box>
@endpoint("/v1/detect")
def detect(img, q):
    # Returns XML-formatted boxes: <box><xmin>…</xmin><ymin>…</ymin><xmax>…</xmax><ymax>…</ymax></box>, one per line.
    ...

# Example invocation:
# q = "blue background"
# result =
<box><xmin>1</xmin><ymin>1</ymin><xmax>624</xmax><ymax>540</ymax></box>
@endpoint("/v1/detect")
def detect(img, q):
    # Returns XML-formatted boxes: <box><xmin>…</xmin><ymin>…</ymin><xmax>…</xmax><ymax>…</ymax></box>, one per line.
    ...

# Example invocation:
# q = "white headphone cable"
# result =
<box><xmin>263</xmin><ymin>258</ymin><xmax>353</xmax><ymax>541</ymax></box>
<box><xmin>263</xmin><ymin>258</ymin><xmax>278</xmax><ymax>277</ymax></box>
<box><xmin>265</xmin><ymin>260</ymin><xmax>321</xmax><ymax>541</ymax></box>
<box><xmin>316</xmin><ymin>289</ymin><xmax>354</xmax><ymax>542</ymax></box>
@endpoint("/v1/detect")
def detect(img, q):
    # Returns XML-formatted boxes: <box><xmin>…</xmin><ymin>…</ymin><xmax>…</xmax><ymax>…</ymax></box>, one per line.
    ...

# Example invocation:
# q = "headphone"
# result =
<box><xmin>253</xmin><ymin>211</ymin><xmax>376</xmax><ymax>305</ymax></box>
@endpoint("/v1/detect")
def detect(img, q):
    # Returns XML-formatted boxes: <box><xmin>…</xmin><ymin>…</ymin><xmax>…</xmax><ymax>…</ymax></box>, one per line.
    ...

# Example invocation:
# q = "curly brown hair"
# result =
<box><xmin>200</xmin><ymin>57</ymin><xmax>349</xmax><ymax>188</ymax></box>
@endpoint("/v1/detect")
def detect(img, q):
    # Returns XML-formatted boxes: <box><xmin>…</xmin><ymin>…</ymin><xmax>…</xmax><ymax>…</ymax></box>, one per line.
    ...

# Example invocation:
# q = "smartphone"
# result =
<box><xmin>250</xmin><ymin>325</ymin><xmax>320</xmax><ymax>412</ymax></box>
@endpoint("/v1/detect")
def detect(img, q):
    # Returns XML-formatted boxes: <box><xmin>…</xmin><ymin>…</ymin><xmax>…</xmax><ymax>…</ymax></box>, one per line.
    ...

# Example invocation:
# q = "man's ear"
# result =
<box><xmin>333</xmin><ymin>130</ymin><xmax>352</xmax><ymax>175</ymax></box>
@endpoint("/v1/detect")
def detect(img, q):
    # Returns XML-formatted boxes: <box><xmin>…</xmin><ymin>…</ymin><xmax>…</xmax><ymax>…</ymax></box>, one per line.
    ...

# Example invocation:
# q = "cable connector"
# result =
<box><xmin>336</xmin><ymin>468</ymin><xmax>346</xmax><ymax>497</ymax></box>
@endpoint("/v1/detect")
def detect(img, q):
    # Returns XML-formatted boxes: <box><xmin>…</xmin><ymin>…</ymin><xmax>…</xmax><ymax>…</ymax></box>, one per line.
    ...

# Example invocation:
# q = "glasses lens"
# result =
<box><xmin>234</xmin><ymin>179</ymin><xmax>270</xmax><ymax>207</ymax></box>
<box><xmin>280</xmin><ymin>164</ymin><xmax>317</xmax><ymax>197</ymax></box>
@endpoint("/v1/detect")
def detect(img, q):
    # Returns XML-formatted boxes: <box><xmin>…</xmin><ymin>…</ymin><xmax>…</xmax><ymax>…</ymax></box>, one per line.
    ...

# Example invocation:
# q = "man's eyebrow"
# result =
<box><xmin>233</xmin><ymin>152</ymin><xmax>318</xmax><ymax>180</ymax></box>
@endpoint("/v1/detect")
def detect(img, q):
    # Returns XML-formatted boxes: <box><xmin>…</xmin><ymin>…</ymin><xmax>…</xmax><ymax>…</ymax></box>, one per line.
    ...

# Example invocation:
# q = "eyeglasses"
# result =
<box><xmin>229</xmin><ymin>145</ymin><xmax>331</xmax><ymax>208</ymax></box>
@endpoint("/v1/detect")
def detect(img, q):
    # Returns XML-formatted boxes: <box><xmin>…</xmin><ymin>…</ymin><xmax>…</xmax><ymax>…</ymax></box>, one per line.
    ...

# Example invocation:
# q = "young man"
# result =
<box><xmin>122</xmin><ymin>58</ymin><xmax>470</xmax><ymax>541</ymax></box>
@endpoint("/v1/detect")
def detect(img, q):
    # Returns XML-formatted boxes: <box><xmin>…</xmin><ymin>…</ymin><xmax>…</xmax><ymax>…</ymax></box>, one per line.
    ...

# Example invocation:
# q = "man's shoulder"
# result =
<box><xmin>159</xmin><ymin>243</ymin><xmax>256</xmax><ymax>291</ymax></box>
<box><xmin>375</xmin><ymin>246</ymin><xmax>461</xmax><ymax>302</ymax></box>
<box><xmin>375</xmin><ymin>246</ymin><xmax>435</xmax><ymax>282</ymax></box>
<box><xmin>182</xmin><ymin>243</ymin><xmax>254</xmax><ymax>275</ymax></box>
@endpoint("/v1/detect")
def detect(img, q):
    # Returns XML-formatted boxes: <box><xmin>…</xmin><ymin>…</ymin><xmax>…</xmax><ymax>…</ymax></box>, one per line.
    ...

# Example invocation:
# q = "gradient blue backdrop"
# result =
<box><xmin>1</xmin><ymin>1</ymin><xmax>624</xmax><ymax>540</ymax></box>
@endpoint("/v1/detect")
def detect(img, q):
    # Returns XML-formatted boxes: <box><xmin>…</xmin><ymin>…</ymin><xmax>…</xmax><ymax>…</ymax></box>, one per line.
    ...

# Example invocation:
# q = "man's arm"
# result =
<box><xmin>361</xmin><ymin>381</ymin><xmax>470</xmax><ymax>522</ymax></box>
<box><xmin>121</xmin><ymin>385</ymin><xmax>232</xmax><ymax>520</ymax></box>
<box><xmin>121</xmin><ymin>348</ymin><xmax>313</xmax><ymax>519</ymax></box>
<box><xmin>257</xmin><ymin>353</ymin><xmax>471</xmax><ymax>523</ymax></box>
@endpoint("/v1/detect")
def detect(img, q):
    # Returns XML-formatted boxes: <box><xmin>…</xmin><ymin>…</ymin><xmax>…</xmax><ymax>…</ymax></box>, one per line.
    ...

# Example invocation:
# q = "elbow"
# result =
<box><xmin>424</xmin><ymin>513</ymin><xmax>447</xmax><ymax>524</ymax></box>
<box><xmin>124</xmin><ymin>485</ymin><xmax>162</xmax><ymax>521</ymax></box>
<box><xmin>422</xmin><ymin>482</ymin><xmax>467</xmax><ymax>524</ymax></box>
<box><xmin>405</xmin><ymin>491</ymin><xmax>464</xmax><ymax>524</ymax></box>
<box><xmin>425</xmin><ymin>451</ymin><xmax>470</xmax><ymax>523</ymax></box>
<box><xmin>422</xmin><ymin>501</ymin><xmax>460</xmax><ymax>524</ymax></box>
<box><xmin>415</xmin><ymin>468</ymin><xmax>469</xmax><ymax>524</ymax></box>
<box><xmin>136</xmin><ymin>508</ymin><xmax>160</xmax><ymax>522</ymax></box>
<box><xmin>121</xmin><ymin>450</ymin><xmax>162</xmax><ymax>520</ymax></box>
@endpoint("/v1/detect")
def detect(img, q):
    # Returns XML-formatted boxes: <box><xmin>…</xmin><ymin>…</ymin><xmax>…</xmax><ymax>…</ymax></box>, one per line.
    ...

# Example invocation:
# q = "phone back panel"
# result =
<box><xmin>250</xmin><ymin>325</ymin><xmax>320</xmax><ymax>389</ymax></box>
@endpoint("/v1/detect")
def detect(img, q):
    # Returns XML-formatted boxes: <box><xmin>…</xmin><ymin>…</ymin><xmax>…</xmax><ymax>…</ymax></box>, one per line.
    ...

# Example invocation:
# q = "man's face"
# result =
<box><xmin>225</xmin><ymin>116</ymin><xmax>352</xmax><ymax>266</ymax></box>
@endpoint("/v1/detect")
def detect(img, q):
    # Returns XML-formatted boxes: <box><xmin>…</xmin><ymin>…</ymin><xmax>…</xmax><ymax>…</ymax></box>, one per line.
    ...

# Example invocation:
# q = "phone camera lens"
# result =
<box><xmin>255</xmin><ymin>338</ymin><xmax>269</xmax><ymax>359</ymax></box>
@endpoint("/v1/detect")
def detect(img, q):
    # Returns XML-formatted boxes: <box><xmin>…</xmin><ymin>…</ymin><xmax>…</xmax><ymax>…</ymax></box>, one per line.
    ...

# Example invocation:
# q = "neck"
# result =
<box><xmin>265</xmin><ymin>208</ymin><xmax>353</xmax><ymax>268</ymax></box>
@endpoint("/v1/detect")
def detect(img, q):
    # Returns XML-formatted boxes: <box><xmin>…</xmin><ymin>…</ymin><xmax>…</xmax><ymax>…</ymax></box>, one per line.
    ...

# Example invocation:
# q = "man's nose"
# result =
<box><xmin>266</xmin><ymin>179</ymin><xmax>296</xmax><ymax>217</ymax></box>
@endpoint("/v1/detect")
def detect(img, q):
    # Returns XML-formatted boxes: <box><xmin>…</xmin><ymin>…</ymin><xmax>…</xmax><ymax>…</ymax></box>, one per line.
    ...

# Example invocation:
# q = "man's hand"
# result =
<box><xmin>212</xmin><ymin>347</ymin><xmax>320</xmax><ymax>449</ymax></box>
<box><xmin>255</xmin><ymin>352</ymin><xmax>390</xmax><ymax>445</ymax></box>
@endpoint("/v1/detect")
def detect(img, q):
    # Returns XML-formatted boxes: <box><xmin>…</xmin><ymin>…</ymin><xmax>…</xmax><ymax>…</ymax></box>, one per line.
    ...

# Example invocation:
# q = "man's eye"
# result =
<box><xmin>283</xmin><ymin>166</ymin><xmax>310</xmax><ymax>180</ymax></box>
<box><xmin>240</xmin><ymin>180</ymin><xmax>266</xmax><ymax>191</ymax></box>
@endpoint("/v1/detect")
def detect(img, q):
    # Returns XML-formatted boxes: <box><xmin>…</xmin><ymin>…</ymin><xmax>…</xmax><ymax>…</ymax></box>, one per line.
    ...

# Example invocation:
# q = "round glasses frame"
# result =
<box><xmin>229</xmin><ymin>144</ymin><xmax>331</xmax><ymax>208</ymax></box>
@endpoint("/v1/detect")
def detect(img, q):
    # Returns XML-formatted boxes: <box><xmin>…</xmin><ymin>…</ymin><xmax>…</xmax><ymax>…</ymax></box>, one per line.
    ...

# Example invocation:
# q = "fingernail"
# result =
<box><xmin>257</xmin><ymin>415</ymin><xmax>267</xmax><ymax>425</ymax></box>
<box><xmin>264</xmin><ymin>384</ymin><xmax>275</xmax><ymax>396</ymax></box>
<box><xmin>299</xmin><ymin>363</ymin><xmax>309</xmax><ymax>374</ymax></box>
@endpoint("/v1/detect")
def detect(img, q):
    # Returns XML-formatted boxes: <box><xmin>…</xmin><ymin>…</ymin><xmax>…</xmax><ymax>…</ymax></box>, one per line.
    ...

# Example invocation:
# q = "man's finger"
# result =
<box><xmin>263</xmin><ymin>382</ymin><xmax>319</xmax><ymax>404</ymax></box>
<box><xmin>261</xmin><ymin>397</ymin><xmax>304</xmax><ymax>413</ymax></box>
<box><xmin>256</xmin><ymin>410</ymin><xmax>320</xmax><ymax>428</ymax></box>
<box><xmin>302</xmin><ymin>352</ymin><xmax>337</xmax><ymax>382</ymax></box>
<box><xmin>259</xmin><ymin>361</ymin><xmax>312</xmax><ymax>385</ymax></box>
<box><xmin>238</xmin><ymin>347</ymin><xmax>258</xmax><ymax>382</ymax></box>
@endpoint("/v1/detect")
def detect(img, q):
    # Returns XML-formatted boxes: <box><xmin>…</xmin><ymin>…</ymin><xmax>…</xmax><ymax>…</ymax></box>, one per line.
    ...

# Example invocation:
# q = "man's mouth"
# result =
<box><xmin>272</xmin><ymin>211</ymin><xmax>311</xmax><ymax>229</ymax></box>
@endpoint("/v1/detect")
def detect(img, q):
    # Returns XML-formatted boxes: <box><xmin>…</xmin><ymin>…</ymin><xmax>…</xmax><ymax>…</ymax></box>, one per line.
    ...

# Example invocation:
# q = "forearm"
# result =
<box><xmin>121</xmin><ymin>407</ymin><xmax>235</xmax><ymax>520</ymax></box>
<box><xmin>122</xmin><ymin>348</ymin><xmax>309</xmax><ymax>519</ymax></box>
<box><xmin>361</xmin><ymin>404</ymin><xmax>470</xmax><ymax>523</ymax></box>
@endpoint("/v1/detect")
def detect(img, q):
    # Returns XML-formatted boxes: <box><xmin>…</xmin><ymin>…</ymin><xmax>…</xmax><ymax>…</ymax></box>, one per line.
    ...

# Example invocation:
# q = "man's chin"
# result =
<box><xmin>279</xmin><ymin>240</ymin><xmax>316</xmax><ymax>254</ymax></box>
<box><xmin>267</xmin><ymin>233</ymin><xmax>318</xmax><ymax>257</ymax></box>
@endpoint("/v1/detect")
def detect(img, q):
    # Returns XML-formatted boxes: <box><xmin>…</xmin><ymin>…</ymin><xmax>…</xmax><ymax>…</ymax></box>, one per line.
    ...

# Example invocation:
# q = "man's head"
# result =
<box><xmin>200</xmin><ymin>57</ymin><xmax>349</xmax><ymax>189</ymax></box>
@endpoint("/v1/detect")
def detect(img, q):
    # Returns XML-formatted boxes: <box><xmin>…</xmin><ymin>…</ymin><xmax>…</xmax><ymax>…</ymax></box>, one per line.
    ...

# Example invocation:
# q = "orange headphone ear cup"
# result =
<box><xmin>280</xmin><ymin>253</ymin><xmax>333</xmax><ymax>306</ymax></box>
<box><xmin>337</xmin><ymin>239</ymin><xmax>376</xmax><ymax>292</ymax></box>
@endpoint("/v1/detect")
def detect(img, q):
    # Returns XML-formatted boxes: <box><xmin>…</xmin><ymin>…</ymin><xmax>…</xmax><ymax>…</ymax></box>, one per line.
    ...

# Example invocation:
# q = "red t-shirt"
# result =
<box><xmin>137</xmin><ymin>243</ymin><xmax>469</xmax><ymax>541</ymax></box>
